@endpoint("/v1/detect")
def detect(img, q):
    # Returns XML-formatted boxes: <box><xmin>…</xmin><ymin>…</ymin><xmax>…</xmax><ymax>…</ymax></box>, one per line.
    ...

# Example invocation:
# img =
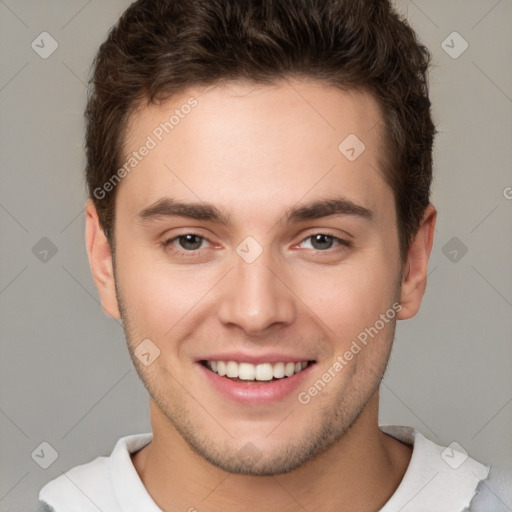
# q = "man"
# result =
<box><xmin>38</xmin><ymin>0</ymin><xmax>505</xmax><ymax>510</ymax></box>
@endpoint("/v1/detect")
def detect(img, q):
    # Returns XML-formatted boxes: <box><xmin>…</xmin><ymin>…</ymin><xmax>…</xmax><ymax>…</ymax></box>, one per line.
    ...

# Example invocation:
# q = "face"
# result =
<box><xmin>87</xmin><ymin>79</ymin><xmax>432</xmax><ymax>476</ymax></box>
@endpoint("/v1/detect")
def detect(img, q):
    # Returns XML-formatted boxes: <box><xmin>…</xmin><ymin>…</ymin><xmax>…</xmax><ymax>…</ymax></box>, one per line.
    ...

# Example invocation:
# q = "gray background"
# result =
<box><xmin>0</xmin><ymin>1</ymin><xmax>511</xmax><ymax>510</ymax></box>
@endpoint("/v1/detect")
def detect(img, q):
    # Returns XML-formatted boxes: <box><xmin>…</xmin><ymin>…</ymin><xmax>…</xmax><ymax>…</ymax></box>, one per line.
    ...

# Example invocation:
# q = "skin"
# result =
<box><xmin>86</xmin><ymin>79</ymin><xmax>436</xmax><ymax>512</ymax></box>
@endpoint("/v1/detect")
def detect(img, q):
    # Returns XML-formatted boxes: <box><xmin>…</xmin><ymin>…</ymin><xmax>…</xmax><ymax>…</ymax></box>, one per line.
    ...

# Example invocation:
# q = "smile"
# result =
<box><xmin>202</xmin><ymin>360</ymin><xmax>313</xmax><ymax>382</ymax></box>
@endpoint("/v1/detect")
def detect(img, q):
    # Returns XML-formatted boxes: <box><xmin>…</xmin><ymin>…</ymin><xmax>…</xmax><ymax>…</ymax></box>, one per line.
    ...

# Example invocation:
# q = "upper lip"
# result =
<box><xmin>197</xmin><ymin>352</ymin><xmax>316</xmax><ymax>365</ymax></box>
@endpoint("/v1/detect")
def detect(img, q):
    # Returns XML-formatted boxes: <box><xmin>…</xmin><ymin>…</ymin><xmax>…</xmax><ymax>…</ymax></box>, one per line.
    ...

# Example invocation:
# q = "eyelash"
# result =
<box><xmin>162</xmin><ymin>232</ymin><xmax>352</xmax><ymax>257</ymax></box>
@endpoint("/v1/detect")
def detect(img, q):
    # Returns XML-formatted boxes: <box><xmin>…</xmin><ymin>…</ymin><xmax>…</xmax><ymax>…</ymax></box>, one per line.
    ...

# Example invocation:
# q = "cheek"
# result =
<box><xmin>293</xmin><ymin>259</ymin><xmax>397</xmax><ymax>342</ymax></box>
<box><xmin>116</xmin><ymin>248</ymin><xmax>218</xmax><ymax>337</ymax></box>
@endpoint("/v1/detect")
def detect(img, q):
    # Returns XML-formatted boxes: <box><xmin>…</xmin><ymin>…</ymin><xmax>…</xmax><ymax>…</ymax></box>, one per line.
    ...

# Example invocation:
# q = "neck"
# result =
<box><xmin>131</xmin><ymin>390</ymin><xmax>412</xmax><ymax>512</ymax></box>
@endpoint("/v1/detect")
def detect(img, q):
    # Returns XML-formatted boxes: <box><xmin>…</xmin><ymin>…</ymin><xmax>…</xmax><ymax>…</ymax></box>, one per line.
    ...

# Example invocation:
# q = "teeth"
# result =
<box><xmin>226</xmin><ymin>361</ymin><xmax>238</xmax><ymax>378</ymax></box>
<box><xmin>217</xmin><ymin>361</ymin><xmax>227</xmax><ymax>376</ymax></box>
<box><xmin>238</xmin><ymin>362</ymin><xmax>255</xmax><ymax>380</ymax></box>
<box><xmin>205</xmin><ymin>360</ymin><xmax>310</xmax><ymax>381</ymax></box>
<box><xmin>255</xmin><ymin>363</ymin><xmax>273</xmax><ymax>381</ymax></box>
<box><xmin>273</xmin><ymin>362</ymin><xmax>285</xmax><ymax>378</ymax></box>
<box><xmin>285</xmin><ymin>362</ymin><xmax>295</xmax><ymax>377</ymax></box>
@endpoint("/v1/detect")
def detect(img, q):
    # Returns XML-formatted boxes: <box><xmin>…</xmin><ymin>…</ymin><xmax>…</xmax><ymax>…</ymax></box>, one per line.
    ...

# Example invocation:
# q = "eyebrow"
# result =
<box><xmin>138</xmin><ymin>196</ymin><xmax>373</xmax><ymax>225</ymax></box>
<box><xmin>139</xmin><ymin>198</ymin><xmax>231</xmax><ymax>225</ymax></box>
<box><xmin>283</xmin><ymin>197</ymin><xmax>373</xmax><ymax>223</ymax></box>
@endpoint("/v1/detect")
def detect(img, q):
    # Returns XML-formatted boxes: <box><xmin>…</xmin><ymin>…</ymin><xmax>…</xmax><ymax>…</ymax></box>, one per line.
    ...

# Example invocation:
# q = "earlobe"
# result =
<box><xmin>397</xmin><ymin>204</ymin><xmax>437</xmax><ymax>320</ymax></box>
<box><xmin>85</xmin><ymin>200</ymin><xmax>121</xmax><ymax>319</ymax></box>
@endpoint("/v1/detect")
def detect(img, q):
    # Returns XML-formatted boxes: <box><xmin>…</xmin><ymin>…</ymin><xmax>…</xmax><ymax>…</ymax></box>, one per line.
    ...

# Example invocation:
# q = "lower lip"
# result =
<box><xmin>196</xmin><ymin>362</ymin><xmax>315</xmax><ymax>405</ymax></box>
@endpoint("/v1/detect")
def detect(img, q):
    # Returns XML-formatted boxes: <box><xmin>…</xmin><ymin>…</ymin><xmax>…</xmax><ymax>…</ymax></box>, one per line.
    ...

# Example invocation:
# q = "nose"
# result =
<box><xmin>217</xmin><ymin>246</ymin><xmax>297</xmax><ymax>335</ymax></box>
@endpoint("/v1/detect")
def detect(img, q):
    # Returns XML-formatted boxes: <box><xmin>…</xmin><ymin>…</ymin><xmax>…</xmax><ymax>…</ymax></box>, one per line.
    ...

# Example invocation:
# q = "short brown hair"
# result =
<box><xmin>85</xmin><ymin>0</ymin><xmax>435</xmax><ymax>260</ymax></box>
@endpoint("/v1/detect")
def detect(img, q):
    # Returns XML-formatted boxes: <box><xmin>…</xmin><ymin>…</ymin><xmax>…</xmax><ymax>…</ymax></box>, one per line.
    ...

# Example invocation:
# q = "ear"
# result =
<box><xmin>397</xmin><ymin>204</ymin><xmax>437</xmax><ymax>320</ymax></box>
<box><xmin>85</xmin><ymin>200</ymin><xmax>121</xmax><ymax>319</ymax></box>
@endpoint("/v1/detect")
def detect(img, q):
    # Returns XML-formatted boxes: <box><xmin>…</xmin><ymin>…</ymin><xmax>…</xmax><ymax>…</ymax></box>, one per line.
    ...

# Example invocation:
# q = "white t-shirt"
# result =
<box><xmin>38</xmin><ymin>425</ymin><xmax>508</xmax><ymax>511</ymax></box>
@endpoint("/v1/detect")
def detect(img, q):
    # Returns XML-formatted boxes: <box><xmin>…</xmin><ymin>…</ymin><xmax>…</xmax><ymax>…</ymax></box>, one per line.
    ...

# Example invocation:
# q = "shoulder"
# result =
<box><xmin>37</xmin><ymin>502</ymin><xmax>54</xmax><ymax>512</ymax></box>
<box><xmin>38</xmin><ymin>433</ymin><xmax>153</xmax><ymax>512</ymax></box>
<box><xmin>38</xmin><ymin>453</ymin><xmax>112</xmax><ymax>511</ymax></box>
<box><xmin>466</xmin><ymin>464</ymin><xmax>512</xmax><ymax>511</ymax></box>
<box><xmin>379</xmin><ymin>425</ymin><xmax>494</xmax><ymax>512</ymax></box>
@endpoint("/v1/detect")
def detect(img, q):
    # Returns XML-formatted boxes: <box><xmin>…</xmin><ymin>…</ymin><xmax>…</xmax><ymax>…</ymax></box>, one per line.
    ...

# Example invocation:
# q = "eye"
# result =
<box><xmin>299</xmin><ymin>233</ymin><xmax>350</xmax><ymax>251</ymax></box>
<box><xmin>165</xmin><ymin>233</ymin><xmax>210</xmax><ymax>252</ymax></box>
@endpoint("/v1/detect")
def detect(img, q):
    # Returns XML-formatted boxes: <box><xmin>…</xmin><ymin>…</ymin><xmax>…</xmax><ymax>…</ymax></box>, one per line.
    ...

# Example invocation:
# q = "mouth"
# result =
<box><xmin>200</xmin><ymin>359</ymin><xmax>316</xmax><ymax>383</ymax></box>
<box><xmin>196</xmin><ymin>352</ymin><xmax>318</xmax><ymax>404</ymax></box>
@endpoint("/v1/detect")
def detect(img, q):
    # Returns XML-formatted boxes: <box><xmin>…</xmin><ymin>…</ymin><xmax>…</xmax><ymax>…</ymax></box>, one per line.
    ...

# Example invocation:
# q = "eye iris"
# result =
<box><xmin>179</xmin><ymin>234</ymin><xmax>203</xmax><ymax>250</ymax></box>
<box><xmin>311</xmin><ymin>234</ymin><xmax>333</xmax><ymax>250</ymax></box>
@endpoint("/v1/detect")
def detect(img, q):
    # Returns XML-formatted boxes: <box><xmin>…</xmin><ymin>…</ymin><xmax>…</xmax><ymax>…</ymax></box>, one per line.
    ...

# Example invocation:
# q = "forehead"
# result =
<box><xmin>125</xmin><ymin>79</ymin><xmax>384</xmax><ymax>153</ymax></box>
<box><xmin>118</xmin><ymin>79</ymin><xmax>391</xmax><ymax>222</ymax></box>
